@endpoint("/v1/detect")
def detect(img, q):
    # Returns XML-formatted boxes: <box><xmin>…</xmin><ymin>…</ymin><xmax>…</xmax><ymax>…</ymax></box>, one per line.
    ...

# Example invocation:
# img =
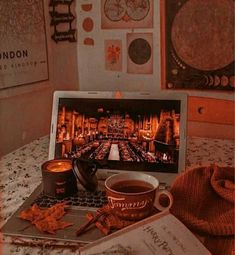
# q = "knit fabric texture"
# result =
<box><xmin>170</xmin><ymin>165</ymin><xmax>235</xmax><ymax>255</ymax></box>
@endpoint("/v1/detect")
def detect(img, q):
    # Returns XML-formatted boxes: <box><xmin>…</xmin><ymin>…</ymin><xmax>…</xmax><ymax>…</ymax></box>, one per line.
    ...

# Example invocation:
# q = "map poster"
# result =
<box><xmin>101</xmin><ymin>0</ymin><xmax>153</xmax><ymax>29</ymax></box>
<box><xmin>0</xmin><ymin>0</ymin><xmax>49</xmax><ymax>90</ymax></box>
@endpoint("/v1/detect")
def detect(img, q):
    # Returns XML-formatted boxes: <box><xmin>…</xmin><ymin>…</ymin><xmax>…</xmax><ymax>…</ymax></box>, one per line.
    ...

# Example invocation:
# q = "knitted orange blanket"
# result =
<box><xmin>170</xmin><ymin>165</ymin><xmax>234</xmax><ymax>255</ymax></box>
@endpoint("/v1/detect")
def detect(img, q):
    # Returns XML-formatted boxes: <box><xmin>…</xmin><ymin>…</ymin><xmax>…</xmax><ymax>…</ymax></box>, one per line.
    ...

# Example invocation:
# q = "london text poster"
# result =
<box><xmin>0</xmin><ymin>0</ymin><xmax>49</xmax><ymax>89</ymax></box>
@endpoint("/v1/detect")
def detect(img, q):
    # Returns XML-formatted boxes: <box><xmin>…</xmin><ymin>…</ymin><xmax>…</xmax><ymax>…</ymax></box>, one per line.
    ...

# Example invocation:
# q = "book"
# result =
<box><xmin>79</xmin><ymin>212</ymin><xmax>211</xmax><ymax>255</ymax></box>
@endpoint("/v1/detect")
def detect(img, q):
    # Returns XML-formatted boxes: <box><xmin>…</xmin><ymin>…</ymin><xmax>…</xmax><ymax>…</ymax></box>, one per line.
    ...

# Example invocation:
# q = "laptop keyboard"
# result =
<box><xmin>32</xmin><ymin>190</ymin><xmax>108</xmax><ymax>208</ymax></box>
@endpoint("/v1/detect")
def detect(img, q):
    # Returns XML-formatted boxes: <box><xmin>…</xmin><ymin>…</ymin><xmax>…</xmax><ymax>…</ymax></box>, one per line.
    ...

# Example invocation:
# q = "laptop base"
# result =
<box><xmin>1</xmin><ymin>184</ymin><xmax>109</xmax><ymax>244</ymax></box>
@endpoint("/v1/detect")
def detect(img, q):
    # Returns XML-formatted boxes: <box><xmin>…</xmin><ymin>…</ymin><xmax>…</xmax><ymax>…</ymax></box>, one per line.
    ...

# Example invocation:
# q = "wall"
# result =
<box><xmin>0</xmin><ymin>1</ymin><xmax>79</xmax><ymax>157</ymax></box>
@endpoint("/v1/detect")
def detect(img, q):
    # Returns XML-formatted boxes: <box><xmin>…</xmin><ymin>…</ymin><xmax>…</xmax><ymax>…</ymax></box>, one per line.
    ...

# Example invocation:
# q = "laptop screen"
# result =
<box><xmin>49</xmin><ymin>91</ymin><xmax>187</xmax><ymax>184</ymax></box>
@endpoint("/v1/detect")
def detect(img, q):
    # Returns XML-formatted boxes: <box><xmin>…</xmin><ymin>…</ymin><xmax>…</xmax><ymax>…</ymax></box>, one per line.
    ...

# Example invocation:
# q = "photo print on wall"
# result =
<box><xmin>101</xmin><ymin>0</ymin><xmax>153</xmax><ymax>29</ymax></box>
<box><xmin>49</xmin><ymin>0</ymin><xmax>77</xmax><ymax>43</ymax></box>
<box><xmin>161</xmin><ymin>0</ymin><xmax>235</xmax><ymax>90</ymax></box>
<box><xmin>105</xmin><ymin>40</ymin><xmax>122</xmax><ymax>71</ymax></box>
<box><xmin>79</xmin><ymin>2</ymin><xmax>94</xmax><ymax>46</ymax></box>
<box><xmin>127</xmin><ymin>33</ymin><xmax>153</xmax><ymax>74</ymax></box>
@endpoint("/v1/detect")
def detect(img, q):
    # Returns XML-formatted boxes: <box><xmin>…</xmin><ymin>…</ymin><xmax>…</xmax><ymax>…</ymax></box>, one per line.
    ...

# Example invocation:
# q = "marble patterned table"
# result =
<box><xmin>0</xmin><ymin>136</ymin><xmax>234</xmax><ymax>255</ymax></box>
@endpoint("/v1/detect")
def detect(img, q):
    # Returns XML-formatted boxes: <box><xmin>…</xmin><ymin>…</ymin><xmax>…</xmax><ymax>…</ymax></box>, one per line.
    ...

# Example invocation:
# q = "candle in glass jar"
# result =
<box><xmin>41</xmin><ymin>159</ymin><xmax>77</xmax><ymax>197</ymax></box>
<box><xmin>46</xmin><ymin>161</ymin><xmax>72</xmax><ymax>172</ymax></box>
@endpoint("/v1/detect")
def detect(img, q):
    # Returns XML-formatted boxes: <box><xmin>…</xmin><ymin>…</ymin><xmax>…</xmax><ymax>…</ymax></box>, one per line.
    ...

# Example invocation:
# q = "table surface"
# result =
<box><xmin>0</xmin><ymin>136</ymin><xmax>234</xmax><ymax>255</ymax></box>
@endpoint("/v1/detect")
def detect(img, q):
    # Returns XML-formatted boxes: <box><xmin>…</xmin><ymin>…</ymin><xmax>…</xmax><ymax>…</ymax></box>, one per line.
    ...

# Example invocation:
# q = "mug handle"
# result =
<box><xmin>154</xmin><ymin>190</ymin><xmax>173</xmax><ymax>212</ymax></box>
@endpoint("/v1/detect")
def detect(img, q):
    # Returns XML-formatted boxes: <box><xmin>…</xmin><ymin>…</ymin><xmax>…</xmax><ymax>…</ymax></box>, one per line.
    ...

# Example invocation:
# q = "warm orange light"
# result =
<box><xmin>47</xmin><ymin>161</ymin><xmax>71</xmax><ymax>172</ymax></box>
<box><xmin>115</xmin><ymin>91</ymin><xmax>122</xmax><ymax>99</ymax></box>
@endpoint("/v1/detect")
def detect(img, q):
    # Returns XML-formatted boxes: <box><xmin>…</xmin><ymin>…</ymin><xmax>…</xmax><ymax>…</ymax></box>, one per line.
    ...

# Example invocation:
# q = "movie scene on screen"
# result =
<box><xmin>55</xmin><ymin>98</ymin><xmax>181</xmax><ymax>173</ymax></box>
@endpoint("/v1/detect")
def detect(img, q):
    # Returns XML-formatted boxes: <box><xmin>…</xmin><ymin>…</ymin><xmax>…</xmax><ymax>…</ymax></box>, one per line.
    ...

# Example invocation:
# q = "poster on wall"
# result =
<box><xmin>0</xmin><ymin>0</ymin><xmax>49</xmax><ymax>89</ymax></box>
<box><xmin>127</xmin><ymin>33</ymin><xmax>153</xmax><ymax>74</ymax></box>
<box><xmin>161</xmin><ymin>0</ymin><xmax>235</xmax><ymax>91</ymax></box>
<box><xmin>105</xmin><ymin>40</ymin><xmax>122</xmax><ymax>71</ymax></box>
<box><xmin>101</xmin><ymin>0</ymin><xmax>153</xmax><ymax>29</ymax></box>
<box><xmin>49</xmin><ymin>0</ymin><xmax>77</xmax><ymax>43</ymax></box>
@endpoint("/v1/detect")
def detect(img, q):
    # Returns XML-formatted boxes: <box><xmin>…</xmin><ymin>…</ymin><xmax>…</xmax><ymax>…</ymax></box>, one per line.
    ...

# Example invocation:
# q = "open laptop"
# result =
<box><xmin>1</xmin><ymin>91</ymin><xmax>187</xmax><ymax>244</ymax></box>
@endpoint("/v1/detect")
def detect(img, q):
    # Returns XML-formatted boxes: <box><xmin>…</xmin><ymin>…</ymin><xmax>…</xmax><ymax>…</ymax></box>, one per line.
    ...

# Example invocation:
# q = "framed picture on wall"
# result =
<box><xmin>101</xmin><ymin>0</ymin><xmax>154</xmax><ymax>29</ymax></box>
<box><xmin>0</xmin><ymin>0</ymin><xmax>49</xmax><ymax>90</ymax></box>
<box><xmin>160</xmin><ymin>0</ymin><xmax>235</xmax><ymax>91</ymax></box>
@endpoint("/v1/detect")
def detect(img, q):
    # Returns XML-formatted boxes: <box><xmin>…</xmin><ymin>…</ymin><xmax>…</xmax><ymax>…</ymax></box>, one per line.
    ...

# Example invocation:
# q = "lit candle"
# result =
<box><xmin>46</xmin><ymin>161</ymin><xmax>72</xmax><ymax>172</ymax></box>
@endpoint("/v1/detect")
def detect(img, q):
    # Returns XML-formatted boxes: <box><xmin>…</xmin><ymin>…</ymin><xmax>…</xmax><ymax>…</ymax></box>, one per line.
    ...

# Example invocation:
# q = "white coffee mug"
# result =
<box><xmin>105</xmin><ymin>172</ymin><xmax>173</xmax><ymax>220</ymax></box>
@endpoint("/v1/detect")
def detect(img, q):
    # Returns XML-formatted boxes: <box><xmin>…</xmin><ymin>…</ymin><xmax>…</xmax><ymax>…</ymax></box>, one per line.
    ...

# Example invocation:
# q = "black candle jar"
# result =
<box><xmin>41</xmin><ymin>159</ymin><xmax>78</xmax><ymax>198</ymax></box>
